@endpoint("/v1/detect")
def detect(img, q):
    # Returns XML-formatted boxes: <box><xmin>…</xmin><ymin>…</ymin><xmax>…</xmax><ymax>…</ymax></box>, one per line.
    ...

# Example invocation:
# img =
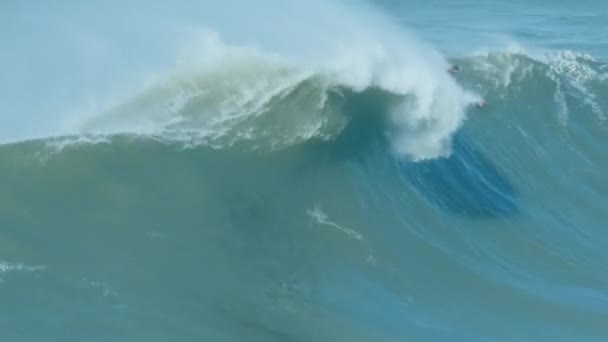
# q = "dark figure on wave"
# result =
<box><xmin>475</xmin><ymin>100</ymin><xmax>487</xmax><ymax>108</ymax></box>
<box><xmin>448</xmin><ymin>65</ymin><xmax>461</xmax><ymax>73</ymax></box>
<box><xmin>448</xmin><ymin>64</ymin><xmax>487</xmax><ymax>108</ymax></box>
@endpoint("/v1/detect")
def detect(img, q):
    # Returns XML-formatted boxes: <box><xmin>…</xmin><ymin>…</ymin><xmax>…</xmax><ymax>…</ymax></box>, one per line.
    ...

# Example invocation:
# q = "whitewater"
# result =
<box><xmin>1</xmin><ymin>0</ymin><xmax>607</xmax><ymax>340</ymax></box>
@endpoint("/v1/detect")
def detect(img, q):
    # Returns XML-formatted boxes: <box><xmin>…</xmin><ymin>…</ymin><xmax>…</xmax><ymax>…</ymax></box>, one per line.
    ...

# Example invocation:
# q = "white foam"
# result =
<box><xmin>546</xmin><ymin>50</ymin><xmax>599</xmax><ymax>82</ymax></box>
<box><xmin>0</xmin><ymin>261</ymin><xmax>44</xmax><ymax>281</ymax></box>
<box><xmin>44</xmin><ymin>135</ymin><xmax>112</xmax><ymax>154</ymax></box>
<box><xmin>307</xmin><ymin>205</ymin><xmax>363</xmax><ymax>241</ymax></box>
<box><xmin>470</xmin><ymin>51</ymin><xmax>533</xmax><ymax>89</ymax></box>
<box><xmin>545</xmin><ymin>51</ymin><xmax>606</xmax><ymax>121</ymax></box>
<box><xmin>468</xmin><ymin>45</ymin><xmax>606</xmax><ymax>122</ymax></box>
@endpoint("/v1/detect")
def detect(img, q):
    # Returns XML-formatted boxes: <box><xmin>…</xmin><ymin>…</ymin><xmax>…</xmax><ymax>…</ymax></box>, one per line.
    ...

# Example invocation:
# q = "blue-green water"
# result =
<box><xmin>1</xmin><ymin>1</ymin><xmax>607</xmax><ymax>340</ymax></box>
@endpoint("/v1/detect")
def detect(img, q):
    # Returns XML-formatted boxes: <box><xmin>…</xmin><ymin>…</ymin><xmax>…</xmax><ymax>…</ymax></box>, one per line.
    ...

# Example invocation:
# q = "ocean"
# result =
<box><xmin>1</xmin><ymin>0</ymin><xmax>607</xmax><ymax>340</ymax></box>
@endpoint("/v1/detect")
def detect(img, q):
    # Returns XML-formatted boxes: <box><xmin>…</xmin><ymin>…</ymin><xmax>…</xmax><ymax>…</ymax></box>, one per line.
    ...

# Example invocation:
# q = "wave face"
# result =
<box><xmin>2</xmin><ymin>1</ymin><xmax>608</xmax><ymax>341</ymax></box>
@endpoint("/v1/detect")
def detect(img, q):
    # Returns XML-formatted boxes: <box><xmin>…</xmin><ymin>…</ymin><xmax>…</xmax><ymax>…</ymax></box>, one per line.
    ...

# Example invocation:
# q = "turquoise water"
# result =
<box><xmin>1</xmin><ymin>1</ymin><xmax>607</xmax><ymax>340</ymax></box>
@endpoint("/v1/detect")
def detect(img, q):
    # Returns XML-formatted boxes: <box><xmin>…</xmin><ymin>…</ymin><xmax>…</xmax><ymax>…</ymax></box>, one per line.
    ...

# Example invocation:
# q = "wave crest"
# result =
<box><xmin>74</xmin><ymin>30</ymin><xmax>476</xmax><ymax>160</ymax></box>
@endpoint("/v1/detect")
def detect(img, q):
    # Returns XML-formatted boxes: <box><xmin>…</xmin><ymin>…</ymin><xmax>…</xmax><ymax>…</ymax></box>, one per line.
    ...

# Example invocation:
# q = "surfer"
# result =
<box><xmin>475</xmin><ymin>100</ymin><xmax>487</xmax><ymax>108</ymax></box>
<box><xmin>448</xmin><ymin>64</ymin><xmax>488</xmax><ymax>108</ymax></box>
<box><xmin>448</xmin><ymin>65</ymin><xmax>461</xmax><ymax>73</ymax></box>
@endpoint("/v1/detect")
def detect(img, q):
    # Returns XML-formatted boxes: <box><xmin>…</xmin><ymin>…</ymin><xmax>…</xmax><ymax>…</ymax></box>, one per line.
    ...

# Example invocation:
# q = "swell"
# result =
<box><xmin>2</xmin><ymin>49</ymin><xmax>608</xmax><ymax>339</ymax></box>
